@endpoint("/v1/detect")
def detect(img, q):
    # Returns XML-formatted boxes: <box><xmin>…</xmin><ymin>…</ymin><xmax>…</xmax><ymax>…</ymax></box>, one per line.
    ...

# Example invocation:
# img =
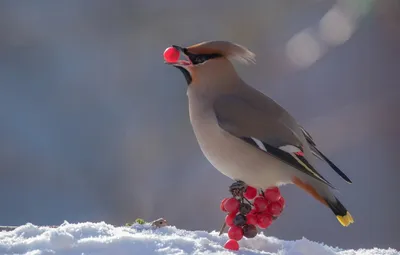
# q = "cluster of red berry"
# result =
<box><xmin>220</xmin><ymin>184</ymin><xmax>285</xmax><ymax>251</ymax></box>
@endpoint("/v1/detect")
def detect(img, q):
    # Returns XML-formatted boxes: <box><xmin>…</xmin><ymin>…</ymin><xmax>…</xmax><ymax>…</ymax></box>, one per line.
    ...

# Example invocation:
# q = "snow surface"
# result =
<box><xmin>0</xmin><ymin>222</ymin><xmax>397</xmax><ymax>255</ymax></box>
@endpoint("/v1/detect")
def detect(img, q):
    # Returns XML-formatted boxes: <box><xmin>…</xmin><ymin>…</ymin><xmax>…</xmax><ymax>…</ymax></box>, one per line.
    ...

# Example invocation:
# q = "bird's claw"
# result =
<box><xmin>229</xmin><ymin>180</ymin><xmax>247</xmax><ymax>197</ymax></box>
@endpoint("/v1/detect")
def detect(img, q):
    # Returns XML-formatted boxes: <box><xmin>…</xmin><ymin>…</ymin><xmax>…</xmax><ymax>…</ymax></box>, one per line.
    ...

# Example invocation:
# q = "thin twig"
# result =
<box><xmin>243</xmin><ymin>197</ymin><xmax>253</xmax><ymax>206</ymax></box>
<box><xmin>218</xmin><ymin>221</ymin><xmax>227</xmax><ymax>236</ymax></box>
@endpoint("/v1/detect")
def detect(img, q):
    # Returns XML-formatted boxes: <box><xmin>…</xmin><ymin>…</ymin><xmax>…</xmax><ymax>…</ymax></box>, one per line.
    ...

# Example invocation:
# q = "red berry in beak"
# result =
<box><xmin>163</xmin><ymin>47</ymin><xmax>180</xmax><ymax>63</ymax></box>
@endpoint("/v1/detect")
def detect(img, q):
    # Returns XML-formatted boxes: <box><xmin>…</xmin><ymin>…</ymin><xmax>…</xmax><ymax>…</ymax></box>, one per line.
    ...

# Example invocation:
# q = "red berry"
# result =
<box><xmin>163</xmin><ymin>47</ymin><xmax>180</xmax><ymax>63</ymax></box>
<box><xmin>246</xmin><ymin>213</ymin><xmax>257</xmax><ymax>225</ymax></box>
<box><xmin>278</xmin><ymin>196</ymin><xmax>285</xmax><ymax>208</ymax></box>
<box><xmin>249</xmin><ymin>209</ymin><xmax>258</xmax><ymax>215</ymax></box>
<box><xmin>243</xmin><ymin>224</ymin><xmax>258</xmax><ymax>238</ymax></box>
<box><xmin>264</xmin><ymin>186</ymin><xmax>281</xmax><ymax>202</ymax></box>
<box><xmin>220</xmin><ymin>198</ymin><xmax>229</xmax><ymax>212</ymax></box>
<box><xmin>228</xmin><ymin>226</ymin><xmax>244</xmax><ymax>241</ymax></box>
<box><xmin>267</xmin><ymin>201</ymin><xmax>283</xmax><ymax>216</ymax></box>
<box><xmin>233</xmin><ymin>214</ymin><xmax>247</xmax><ymax>226</ymax></box>
<box><xmin>257</xmin><ymin>213</ymin><xmax>273</xmax><ymax>229</ymax></box>
<box><xmin>225</xmin><ymin>212</ymin><xmax>236</xmax><ymax>227</ymax></box>
<box><xmin>244</xmin><ymin>186</ymin><xmax>257</xmax><ymax>200</ymax></box>
<box><xmin>254</xmin><ymin>197</ymin><xmax>268</xmax><ymax>212</ymax></box>
<box><xmin>224</xmin><ymin>198</ymin><xmax>240</xmax><ymax>213</ymax></box>
<box><xmin>224</xmin><ymin>239</ymin><xmax>239</xmax><ymax>251</ymax></box>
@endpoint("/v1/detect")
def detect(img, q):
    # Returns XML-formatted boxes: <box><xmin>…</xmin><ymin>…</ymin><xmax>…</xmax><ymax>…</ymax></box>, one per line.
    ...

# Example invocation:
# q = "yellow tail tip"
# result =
<box><xmin>336</xmin><ymin>212</ymin><xmax>354</xmax><ymax>227</ymax></box>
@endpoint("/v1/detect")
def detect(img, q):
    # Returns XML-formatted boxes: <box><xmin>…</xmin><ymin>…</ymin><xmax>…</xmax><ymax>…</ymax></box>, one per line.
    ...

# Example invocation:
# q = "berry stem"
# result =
<box><xmin>243</xmin><ymin>197</ymin><xmax>253</xmax><ymax>206</ymax></box>
<box><xmin>219</xmin><ymin>221</ymin><xmax>227</xmax><ymax>236</ymax></box>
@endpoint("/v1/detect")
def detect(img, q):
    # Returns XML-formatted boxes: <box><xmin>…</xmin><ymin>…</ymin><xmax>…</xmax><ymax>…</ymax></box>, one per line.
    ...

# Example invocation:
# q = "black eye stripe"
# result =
<box><xmin>195</xmin><ymin>55</ymin><xmax>207</xmax><ymax>63</ymax></box>
<box><xmin>184</xmin><ymin>50</ymin><xmax>222</xmax><ymax>65</ymax></box>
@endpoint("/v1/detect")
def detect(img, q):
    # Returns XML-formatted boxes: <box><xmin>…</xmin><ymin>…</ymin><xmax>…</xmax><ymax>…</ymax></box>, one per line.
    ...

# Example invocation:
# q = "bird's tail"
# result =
<box><xmin>325</xmin><ymin>196</ymin><xmax>354</xmax><ymax>227</ymax></box>
<box><xmin>292</xmin><ymin>176</ymin><xmax>354</xmax><ymax>227</ymax></box>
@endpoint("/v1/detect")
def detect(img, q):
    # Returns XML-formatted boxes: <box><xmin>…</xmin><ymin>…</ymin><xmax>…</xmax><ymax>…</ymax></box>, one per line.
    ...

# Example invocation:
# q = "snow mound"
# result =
<box><xmin>0</xmin><ymin>222</ymin><xmax>397</xmax><ymax>255</ymax></box>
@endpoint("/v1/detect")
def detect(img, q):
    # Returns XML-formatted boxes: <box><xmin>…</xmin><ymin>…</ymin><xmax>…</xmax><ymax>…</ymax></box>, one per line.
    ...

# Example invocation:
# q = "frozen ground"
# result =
<box><xmin>0</xmin><ymin>222</ymin><xmax>397</xmax><ymax>255</ymax></box>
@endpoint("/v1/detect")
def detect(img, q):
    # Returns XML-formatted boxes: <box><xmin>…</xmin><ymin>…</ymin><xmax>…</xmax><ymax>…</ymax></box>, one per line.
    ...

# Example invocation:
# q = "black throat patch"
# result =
<box><xmin>174</xmin><ymin>66</ymin><xmax>192</xmax><ymax>85</ymax></box>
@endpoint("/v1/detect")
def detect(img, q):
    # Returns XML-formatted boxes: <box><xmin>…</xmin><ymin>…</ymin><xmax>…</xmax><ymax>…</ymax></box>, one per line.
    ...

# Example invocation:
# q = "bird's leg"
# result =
<box><xmin>229</xmin><ymin>180</ymin><xmax>247</xmax><ymax>197</ymax></box>
<box><xmin>218</xmin><ymin>180</ymin><xmax>249</xmax><ymax>236</ymax></box>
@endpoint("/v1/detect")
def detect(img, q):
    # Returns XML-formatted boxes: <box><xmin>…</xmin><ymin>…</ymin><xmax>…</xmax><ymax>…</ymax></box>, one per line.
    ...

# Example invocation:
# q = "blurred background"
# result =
<box><xmin>0</xmin><ymin>0</ymin><xmax>399</xmax><ymax>250</ymax></box>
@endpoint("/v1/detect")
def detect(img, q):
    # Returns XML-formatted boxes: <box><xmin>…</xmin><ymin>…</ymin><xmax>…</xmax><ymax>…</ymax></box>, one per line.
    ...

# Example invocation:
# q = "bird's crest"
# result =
<box><xmin>186</xmin><ymin>41</ymin><xmax>256</xmax><ymax>65</ymax></box>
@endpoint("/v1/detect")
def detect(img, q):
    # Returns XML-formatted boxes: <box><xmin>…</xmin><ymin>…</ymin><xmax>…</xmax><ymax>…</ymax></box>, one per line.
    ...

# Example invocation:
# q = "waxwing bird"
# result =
<box><xmin>164</xmin><ymin>41</ymin><xmax>354</xmax><ymax>227</ymax></box>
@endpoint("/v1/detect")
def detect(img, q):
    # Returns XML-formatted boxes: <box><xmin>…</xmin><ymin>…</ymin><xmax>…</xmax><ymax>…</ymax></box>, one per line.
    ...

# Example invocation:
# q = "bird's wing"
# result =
<box><xmin>299</xmin><ymin>126</ymin><xmax>352</xmax><ymax>184</ymax></box>
<box><xmin>213</xmin><ymin>94</ymin><xmax>334</xmax><ymax>188</ymax></box>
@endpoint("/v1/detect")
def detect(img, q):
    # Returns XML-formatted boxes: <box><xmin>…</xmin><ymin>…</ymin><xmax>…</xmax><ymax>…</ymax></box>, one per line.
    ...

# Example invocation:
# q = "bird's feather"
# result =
<box><xmin>213</xmin><ymin>94</ymin><xmax>333</xmax><ymax>188</ymax></box>
<box><xmin>299</xmin><ymin>126</ymin><xmax>352</xmax><ymax>184</ymax></box>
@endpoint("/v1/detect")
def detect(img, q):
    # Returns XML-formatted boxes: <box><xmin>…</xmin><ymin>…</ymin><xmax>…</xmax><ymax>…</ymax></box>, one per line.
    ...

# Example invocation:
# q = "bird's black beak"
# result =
<box><xmin>172</xmin><ymin>45</ymin><xmax>185</xmax><ymax>52</ymax></box>
<box><xmin>163</xmin><ymin>45</ymin><xmax>192</xmax><ymax>85</ymax></box>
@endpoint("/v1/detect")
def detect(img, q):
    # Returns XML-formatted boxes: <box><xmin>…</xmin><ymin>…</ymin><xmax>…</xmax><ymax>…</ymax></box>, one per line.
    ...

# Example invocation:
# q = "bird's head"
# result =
<box><xmin>164</xmin><ymin>41</ymin><xmax>255</xmax><ymax>86</ymax></box>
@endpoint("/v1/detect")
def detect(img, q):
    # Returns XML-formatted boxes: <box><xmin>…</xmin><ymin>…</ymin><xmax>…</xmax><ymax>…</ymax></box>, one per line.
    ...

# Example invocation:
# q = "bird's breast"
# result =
<box><xmin>187</xmin><ymin>94</ymin><xmax>292</xmax><ymax>188</ymax></box>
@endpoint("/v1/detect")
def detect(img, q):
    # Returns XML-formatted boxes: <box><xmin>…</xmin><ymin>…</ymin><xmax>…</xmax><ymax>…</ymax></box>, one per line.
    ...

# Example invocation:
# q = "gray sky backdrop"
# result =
<box><xmin>0</xmin><ymin>0</ymin><xmax>399</xmax><ymax>251</ymax></box>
